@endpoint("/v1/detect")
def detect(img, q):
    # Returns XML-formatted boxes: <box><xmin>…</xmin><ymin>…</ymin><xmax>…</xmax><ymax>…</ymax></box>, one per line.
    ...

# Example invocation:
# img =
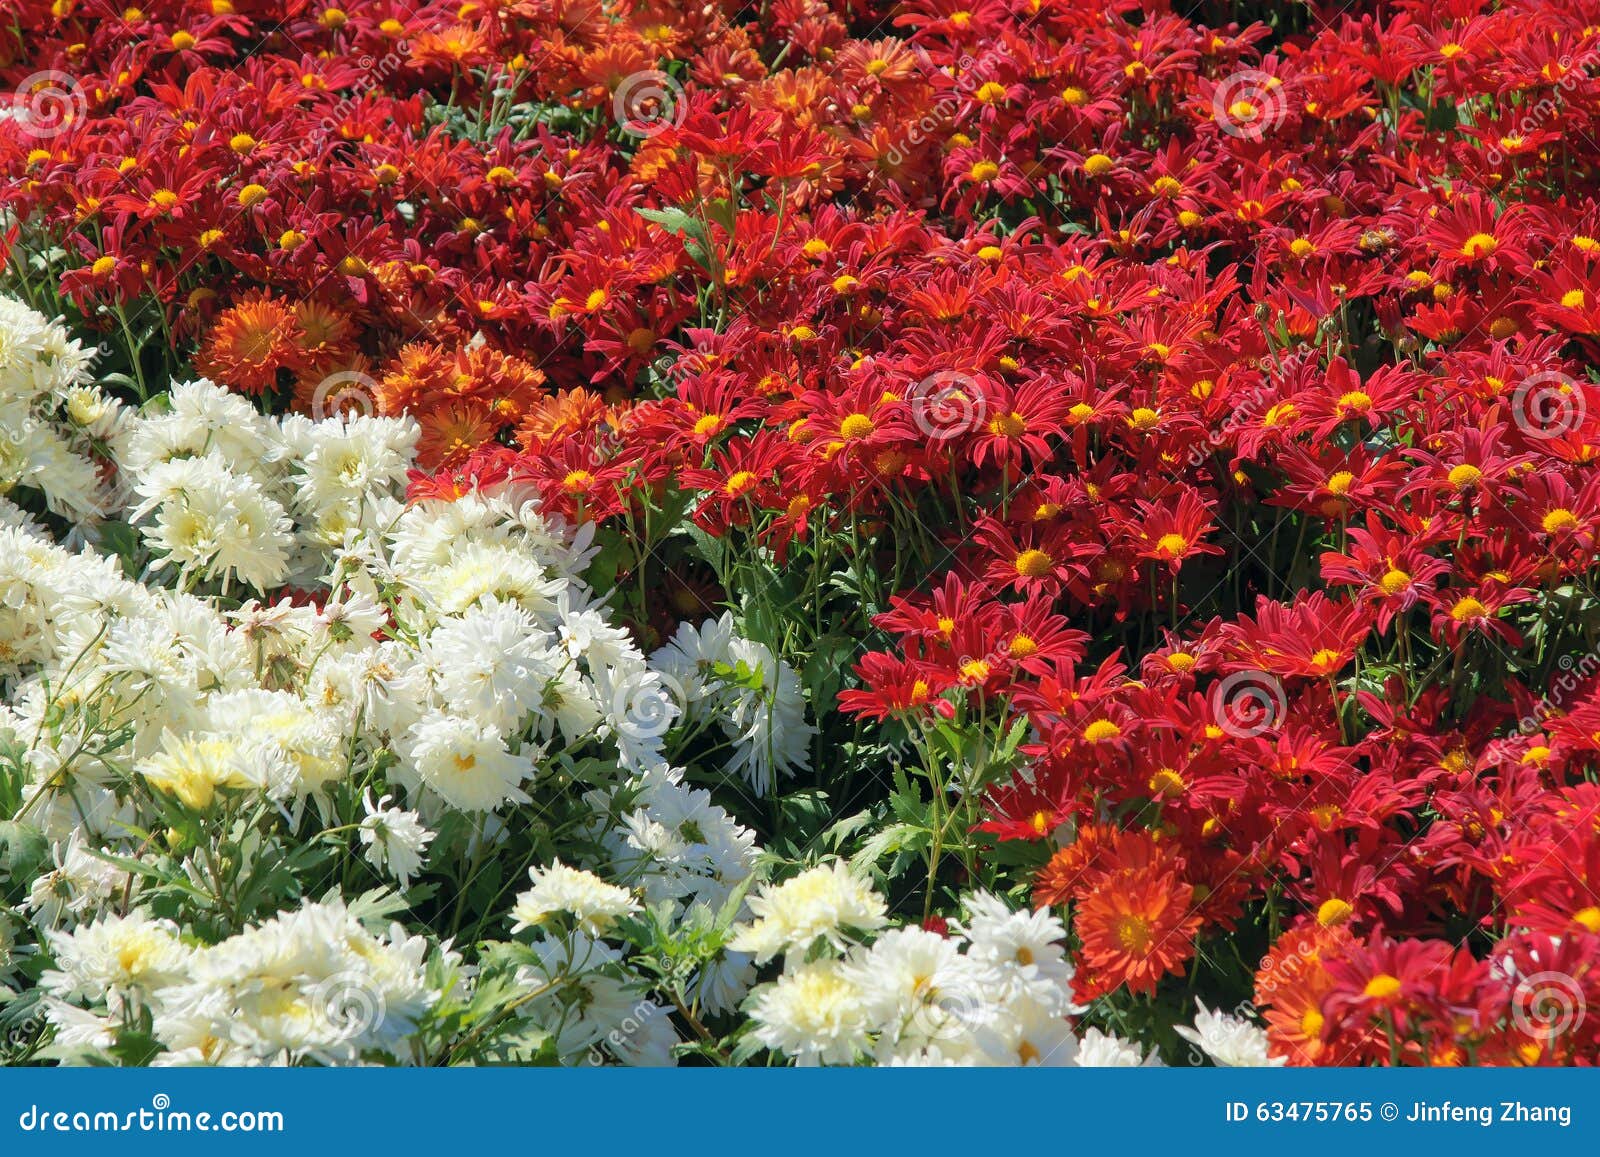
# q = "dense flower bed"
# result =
<box><xmin>3</xmin><ymin>0</ymin><xmax>1600</xmax><ymax>1066</ymax></box>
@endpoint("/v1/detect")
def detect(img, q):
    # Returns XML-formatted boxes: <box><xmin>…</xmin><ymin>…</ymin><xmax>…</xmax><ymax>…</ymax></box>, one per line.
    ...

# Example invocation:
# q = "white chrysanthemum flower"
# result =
<box><xmin>606</xmin><ymin>767</ymin><xmax>759</xmax><ymax>911</ymax></box>
<box><xmin>206</xmin><ymin>688</ymin><xmax>346</xmax><ymax>797</ymax></box>
<box><xmin>129</xmin><ymin>452</ymin><xmax>294</xmax><ymax>591</ymax></box>
<box><xmin>136</xmin><ymin>731</ymin><xmax>292</xmax><ymax>809</ymax></box>
<box><xmin>842</xmin><ymin>927</ymin><xmax>999</xmax><ymax>1058</ymax></box>
<box><xmin>117</xmin><ymin>377</ymin><xmax>278</xmax><ymax>475</ymax></box>
<box><xmin>359</xmin><ymin>791</ymin><xmax>434</xmax><ymax>888</ymax></box>
<box><xmin>400</xmin><ymin>711</ymin><xmax>534</xmax><ymax>812</ymax></box>
<box><xmin>730</xmin><ymin>861</ymin><xmax>887</xmax><ymax>963</ymax></box>
<box><xmin>425</xmin><ymin>598</ymin><xmax>557</xmax><ymax>733</ymax></box>
<box><xmin>510</xmin><ymin>860</ymin><xmax>639</xmax><ymax>937</ymax></box>
<box><xmin>1176</xmin><ymin>999</ymin><xmax>1284</xmax><ymax>1067</ymax></box>
<box><xmin>0</xmin><ymin>297</ymin><xmax>118</xmax><ymax>521</ymax></box>
<box><xmin>746</xmin><ymin>960</ymin><xmax>870</xmax><ymax>1067</ymax></box>
<box><xmin>970</xmin><ymin>992</ymin><xmax>1081</xmax><ymax>1067</ymax></box>
<box><xmin>25</xmin><ymin>833</ymin><xmax>130</xmax><ymax>928</ymax></box>
<box><xmin>957</xmin><ymin>891</ymin><xmax>1081</xmax><ymax>1007</ymax></box>
<box><xmin>651</xmin><ymin>612</ymin><xmax>815</xmax><ymax>795</ymax></box>
<box><xmin>41</xmin><ymin>911</ymin><xmax>192</xmax><ymax>1010</ymax></box>
<box><xmin>169</xmin><ymin>898</ymin><xmax>441</xmax><ymax>1065</ymax></box>
<box><xmin>1074</xmin><ymin>1026</ymin><xmax>1165</xmax><ymax>1067</ymax></box>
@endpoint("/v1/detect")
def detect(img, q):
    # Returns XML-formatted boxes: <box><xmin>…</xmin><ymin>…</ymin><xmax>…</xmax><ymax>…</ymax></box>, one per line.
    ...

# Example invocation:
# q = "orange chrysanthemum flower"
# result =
<box><xmin>516</xmin><ymin>387</ymin><xmax>612</xmax><ymax>451</ymax></box>
<box><xmin>1253</xmin><ymin>922</ymin><xmax>1355</xmax><ymax>1066</ymax></box>
<box><xmin>416</xmin><ymin>403</ymin><xmax>498</xmax><ymax>468</ymax></box>
<box><xmin>195</xmin><ymin>295</ymin><xmax>305</xmax><ymax>395</ymax></box>
<box><xmin>1075</xmin><ymin>865</ymin><xmax>1202</xmax><ymax>996</ymax></box>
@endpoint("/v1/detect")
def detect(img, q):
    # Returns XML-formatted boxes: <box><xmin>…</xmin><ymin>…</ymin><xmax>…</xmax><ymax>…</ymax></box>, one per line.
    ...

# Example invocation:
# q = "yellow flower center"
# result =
<box><xmin>1378</xmin><ymin>568</ymin><xmax>1412</xmax><ymax>595</ymax></box>
<box><xmin>988</xmin><ymin>411</ymin><xmax>1027</xmax><ymax>437</ymax></box>
<box><xmin>1149</xmin><ymin>768</ymin><xmax>1185</xmax><ymax>798</ymax></box>
<box><xmin>1155</xmin><ymin>532</ymin><xmax>1189</xmax><ymax>557</ymax></box>
<box><xmin>1447</xmin><ymin>463</ymin><xmax>1483</xmax><ymax>489</ymax></box>
<box><xmin>1325</xmin><ymin>470</ymin><xmax>1355</xmax><ymax>496</ymax></box>
<box><xmin>839</xmin><ymin>412</ymin><xmax>875</xmax><ymax>439</ymax></box>
<box><xmin>1113</xmin><ymin>914</ymin><xmax>1152</xmax><ymax>953</ymax></box>
<box><xmin>1543</xmin><ymin>508</ymin><xmax>1579</xmax><ymax>534</ymax></box>
<box><xmin>1461</xmin><ymin>232</ymin><xmax>1497</xmax><ymax>259</ymax></box>
<box><xmin>1450</xmin><ymin>596</ymin><xmax>1487</xmax><ymax>621</ymax></box>
<box><xmin>1364</xmin><ymin>973</ymin><xmax>1402</xmax><ymax>999</ymax></box>
<box><xmin>1316</xmin><ymin>897</ymin><xmax>1353</xmax><ymax>926</ymax></box>
<box><xmin>1014</xmin><ymin>549</ymin><xmax>1053</xmax><ymax>578</ymax></box>
<box><xmin>1083</xmin><ymin>719</ymin><xmax>1122</xmax><ymax>743</ymax></box>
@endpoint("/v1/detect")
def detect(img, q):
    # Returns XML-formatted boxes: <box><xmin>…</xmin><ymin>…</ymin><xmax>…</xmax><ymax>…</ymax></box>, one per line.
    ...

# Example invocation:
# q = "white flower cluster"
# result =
<box><xmin>651</xmin><ymin>612</ymin><xmax>816</xmax><ymax>796</ymax></box>
<box><xmin>118</xmin><ymin>377</ymin><xmax>416</xmax><ymax>591</ymax></box>
<box><xmin>0</xmin><ymin>297</ymin><xmax>122</xmax><ymax>523</ymax></box>
<box><xmin>40</xmin><ymin>899</ymin><xmax>449</xmax><ymax>1065</ymax></box>
<box><xmin>739</xmin><ymin>867</ymin><xmax>1160</xmax><ymax>1067</ymax></box>
<box><xmin>0</xmin><ymin>322</ymin><xmax>774</xmax><ymax>1066</ymax></box>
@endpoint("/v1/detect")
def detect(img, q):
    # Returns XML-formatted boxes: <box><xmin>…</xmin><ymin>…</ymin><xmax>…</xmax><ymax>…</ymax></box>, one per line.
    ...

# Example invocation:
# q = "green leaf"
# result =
<box><xmin>636</xmin><ymin>206</ymin><xmax>708</xmax><ymax>245</ymax></box>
